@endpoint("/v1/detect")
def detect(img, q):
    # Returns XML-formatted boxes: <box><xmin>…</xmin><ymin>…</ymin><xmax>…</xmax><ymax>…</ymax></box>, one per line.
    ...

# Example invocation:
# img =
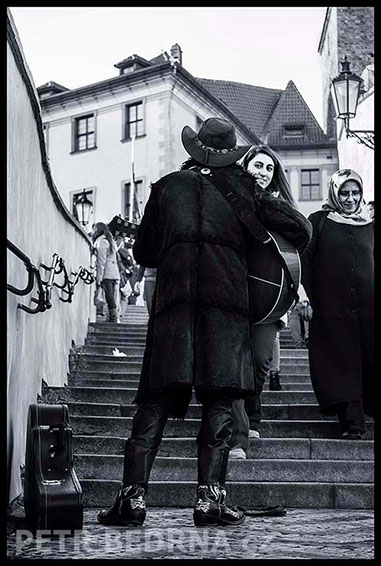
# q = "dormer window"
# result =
<box><xmin>282</xmin><ymin>125</ymin><xmax>305</xmax><ymax>140</ymax></box>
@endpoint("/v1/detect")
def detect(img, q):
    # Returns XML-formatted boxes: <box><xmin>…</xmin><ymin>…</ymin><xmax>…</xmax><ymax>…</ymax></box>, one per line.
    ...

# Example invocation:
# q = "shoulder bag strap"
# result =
<box><xmin>201</xmin><ymin>167</ymin><xmax>299</xmax><ymax>303</ymax></box>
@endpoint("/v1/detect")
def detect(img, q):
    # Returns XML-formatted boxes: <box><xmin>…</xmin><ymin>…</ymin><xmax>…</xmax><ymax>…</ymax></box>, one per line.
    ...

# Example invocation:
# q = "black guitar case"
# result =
<box><xmin>24</xmin><ymin>404</ymin><xmax>83</xmax><ymax>531</ymax></box>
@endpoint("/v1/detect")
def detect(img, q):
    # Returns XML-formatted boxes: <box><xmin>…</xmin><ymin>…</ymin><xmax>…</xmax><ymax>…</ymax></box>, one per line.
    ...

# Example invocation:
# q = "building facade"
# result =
<box><xmin>38</xmin><ymin>45</ymin><xmax>338</xmax><ymax>226</ymax></box>
<box><xmin>318</xmin><ymin>7</ymin><xmax>374</xmax><ymax>201</ymax></box>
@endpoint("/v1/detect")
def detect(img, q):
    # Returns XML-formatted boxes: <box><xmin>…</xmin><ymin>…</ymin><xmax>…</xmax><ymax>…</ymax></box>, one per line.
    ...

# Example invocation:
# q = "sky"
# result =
<box><xmin>9</xmin><ymin>6</ymin><xmax>328</xmax><ymax>129</ymax></box>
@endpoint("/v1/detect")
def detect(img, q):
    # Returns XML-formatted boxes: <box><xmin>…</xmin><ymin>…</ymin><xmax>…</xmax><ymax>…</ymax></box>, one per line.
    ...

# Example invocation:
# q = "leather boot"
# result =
<box><xmin>269</xmin><ymin>370</ymin><xmax>282</xmax><ymax>391</ymax></box>
<box><xmin>97</xmin><ymin>485</ymin><xmax>146</xmax><ymax>526</ymax></box>
<box><xmin>193</xmin><ymin>484</ymin><xmax>245</xmax><ymax>527</ymax></box>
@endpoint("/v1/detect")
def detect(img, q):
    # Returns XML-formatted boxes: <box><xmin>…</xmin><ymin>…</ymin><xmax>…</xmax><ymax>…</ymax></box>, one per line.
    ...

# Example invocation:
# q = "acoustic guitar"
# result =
<box><xmin>247</xmin><ymin>230</ymin><xmax>301</xmax><ymax>325</ymax></box>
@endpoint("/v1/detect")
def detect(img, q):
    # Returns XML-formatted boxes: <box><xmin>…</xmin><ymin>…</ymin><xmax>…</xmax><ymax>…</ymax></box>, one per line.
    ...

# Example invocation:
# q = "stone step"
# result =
<box><xmin>74</xmin><ymin>454</ymin><xmax>374</xmax><ymax>483</ymax></box>
<box><xmin>85</xmin><ymin>337</ymin><xmax>147</xmax><ymax>346</ymax></box>
<box><xmin>42</xmin><ymin>386</ymin><xmax>318</xmax><ymax>405</ymax></box>
<box><xmin>73</xmin><ymin>435</ymin><xmax>374</xmax><ymax>461</ymax></box>
<box><xmin>89</xmin><ymin>327</ymin><xmax>148</xmax><ymax>335</ymax></box>
<box><xmin>69</xmin><ymin>358</ymin><xmax>310</xmax><ymax>374</ymax></box>
<box><xmin>79</xmin><ymin>343</ymin><xmax>307</xmax><ymax>358</ymax></box>
<box><xmin>79</xmin><ymin>479</ymin><xmax>374</xmax><ymax>509</ymax></box>
<box><xmin>66</xmin><ymin>414</ymin><xmax>374</xmax><ymax>439</ymax></box>
<box><xmin>71</xmin><ymin>351</ymin><xmax>309</xmax><ymax>362</ymax></box>
<box><xmin>75</xmin><ymin>345</ymin><xmax>146</xmax><ymax>356</ymax></box>
<box><xmin>68</xmin><ymin>373</ymin><xmax>312</xmax><ymax>385</ymax></box>
<box><xmin>67</xmin><ymin>402</ymin><xmax>336</xmax><ymax>421</ymax></box>
<box><xmin>69</xmin><ymin>378</ymin><xmax>313</xmax><ymax>391</ymax></box>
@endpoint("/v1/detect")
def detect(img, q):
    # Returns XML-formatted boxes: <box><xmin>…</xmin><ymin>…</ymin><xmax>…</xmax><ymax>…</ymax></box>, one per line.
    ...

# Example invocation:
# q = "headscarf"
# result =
<box><xmin>322</xmin><ymin>169</ymin><xmax>373</xmax><ymax>225</ymax></box>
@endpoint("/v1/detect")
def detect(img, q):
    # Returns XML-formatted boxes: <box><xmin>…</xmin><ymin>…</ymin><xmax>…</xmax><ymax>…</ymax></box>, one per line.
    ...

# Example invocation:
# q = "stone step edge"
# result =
<box><xmin>79</xmin><ymin>479</ymin><xmax>374</xmax><ymax>509</ymax></box>
<box><xmin>56</xmin><ymin>386</ymin><xmax>314</xmax><ymax>391</ymax></box>
<box><xmin>75</xmin><ymin>454</ymin><xmax>374</xmax><ymax>465</ymax></box>
<box><xmin>68</xmin><ymin>415</ymin><xmax>374</xmax><ymax>425</ymax></box>
<box><xmin>73</xmin><ymin>434</ymin><xmax>374</xmax><ymax>444</ymax></box>
<box><xmin>68</xmin><ymin>401</ymin><xmax>321</xmax><ymax>408</ymax></box>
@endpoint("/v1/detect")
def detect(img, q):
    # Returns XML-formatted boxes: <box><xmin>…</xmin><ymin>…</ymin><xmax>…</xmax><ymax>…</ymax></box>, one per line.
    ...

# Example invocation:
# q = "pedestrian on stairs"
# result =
<box><xmin>301</xmin><ymin>169</ymin><xmax>374</xmax><ymax>439</ymax></box>
<box><xmin>229</xmin><ymin>145</ymin><xmax>312</xmax><ymax>457</ymax></box>
<box><xmin>92</xmin><ymin>222</ymin><xmax>120</xmax><ymax>323</ymax></box>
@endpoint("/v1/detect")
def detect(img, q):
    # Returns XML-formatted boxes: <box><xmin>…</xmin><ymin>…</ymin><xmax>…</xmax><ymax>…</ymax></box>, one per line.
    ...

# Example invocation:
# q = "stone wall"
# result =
<box><xmin>7</xmin><ymin>10</ymin><xmax>95</xmax><ymax>504</ymax></box>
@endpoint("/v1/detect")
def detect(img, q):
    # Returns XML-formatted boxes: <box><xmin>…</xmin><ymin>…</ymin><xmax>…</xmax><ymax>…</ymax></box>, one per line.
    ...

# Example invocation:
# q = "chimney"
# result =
<box><xmin>170</xmin><ymin>43</ymin><xmax>182</xmax><ymax>66</ymax></box>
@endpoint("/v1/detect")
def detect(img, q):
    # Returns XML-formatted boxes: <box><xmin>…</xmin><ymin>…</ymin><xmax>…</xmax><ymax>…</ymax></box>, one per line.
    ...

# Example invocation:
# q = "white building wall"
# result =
<box><xmin>41</xmin><ymin>74</ymin><xmax>254</xmax><ymax>224</ymax></box>
<box><xmin>279</xmin><ymin>149</ymin><xmax>338</xmax><ymax>218</ymax></box>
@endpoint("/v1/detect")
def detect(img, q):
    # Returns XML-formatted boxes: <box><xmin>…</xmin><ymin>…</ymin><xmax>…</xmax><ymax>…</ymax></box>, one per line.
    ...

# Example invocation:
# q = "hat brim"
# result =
<box><xmin>181</xmin><ymin>125</ymin><xmax>251</xmax><ymax>167</ymax></box>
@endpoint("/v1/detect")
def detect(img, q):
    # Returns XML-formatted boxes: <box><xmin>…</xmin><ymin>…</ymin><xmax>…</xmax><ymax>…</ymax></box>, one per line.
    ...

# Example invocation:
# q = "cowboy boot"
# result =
<box><xmin>269</xmin><ymin>370</ymin><xmax>282</xmax><ymax>391</ymax></box>
<box><xmin>97</xmin><ymin>484</ymin><xmax>146</xmax><ymax>526</ymax></box>
<box><xmin>193</xmin><ymin>484</ymin><xmax>245</xmax><ymax>527</ymax></box>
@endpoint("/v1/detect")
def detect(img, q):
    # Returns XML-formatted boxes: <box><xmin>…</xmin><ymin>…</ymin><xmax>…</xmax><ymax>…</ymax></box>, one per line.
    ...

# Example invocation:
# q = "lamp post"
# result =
<box><xmin>74</xmin><ymin>189</ymin><xmax>93</xmax><ymax>226</ymax></box>
<box><xmin>330</xmin><ymin>56</ymin><xmax>374</xmax><ymax>150</ymax></box>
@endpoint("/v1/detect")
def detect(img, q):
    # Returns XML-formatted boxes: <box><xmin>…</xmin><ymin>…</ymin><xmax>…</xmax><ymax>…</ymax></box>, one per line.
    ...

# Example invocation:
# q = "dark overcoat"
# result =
<box><xmin>301</xmin><ymin>211</ymin><xmax>374</xmax><ymax>417</ymax></box>
<box><xmin>133</xmin><ymin>164</ymin><xmax>312</xmax><ymax>416</ymax></box>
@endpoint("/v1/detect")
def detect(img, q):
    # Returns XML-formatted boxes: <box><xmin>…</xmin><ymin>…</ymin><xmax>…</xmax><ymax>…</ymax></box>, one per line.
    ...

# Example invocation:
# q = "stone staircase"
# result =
<box><xmin>40</xmin><ymin>305</ymin><xmax>374</xmax><ymax>509</ymax></box>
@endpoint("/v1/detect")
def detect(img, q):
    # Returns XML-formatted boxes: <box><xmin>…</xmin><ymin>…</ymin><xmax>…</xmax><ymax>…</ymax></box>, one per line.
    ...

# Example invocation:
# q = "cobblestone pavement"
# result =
<box><xmin>7</xmin><ymin>505</ymin><xmax>374</xmax><ymax>559</ymax></box>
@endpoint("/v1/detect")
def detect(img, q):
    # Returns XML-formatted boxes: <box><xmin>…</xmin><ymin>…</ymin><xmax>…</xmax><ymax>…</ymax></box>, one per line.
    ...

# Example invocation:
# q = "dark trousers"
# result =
<box><xmin>122</xmin><ymin>393</ymin><xmax>234</xmax><ymax>490</ymax></box>
<box><xmin>244</xmin><ymin>322</ymin><xmax>278</xmax><ymax>429</ymax></box>
<box><xmin>101</xmin><ymin>279</ymin><xmax>117</xmax><ymax>311</ymax></box>
<box><xmin>143</xmin><ymin>280</ymin><xmax>156</xmax><ymax>316</ymax></box>
<box><xmin>336</xmin><ymin>401</ymin><xmax>366</xmax><ymax>434</ymax></box>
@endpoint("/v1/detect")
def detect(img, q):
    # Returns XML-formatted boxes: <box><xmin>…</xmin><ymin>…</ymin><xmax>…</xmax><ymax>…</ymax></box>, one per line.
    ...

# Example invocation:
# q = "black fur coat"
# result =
<box><xmin>133</xmin><ymin>164</ymin><xmax>312</xmax><ymax>416</ymax></box>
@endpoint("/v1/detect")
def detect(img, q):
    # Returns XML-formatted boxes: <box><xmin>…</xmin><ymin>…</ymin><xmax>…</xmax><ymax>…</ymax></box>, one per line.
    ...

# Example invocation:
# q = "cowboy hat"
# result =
<box><xmin>181</xmin><ymin>117</ymin><xmax>250</xmax><ymax>167</ymax></box>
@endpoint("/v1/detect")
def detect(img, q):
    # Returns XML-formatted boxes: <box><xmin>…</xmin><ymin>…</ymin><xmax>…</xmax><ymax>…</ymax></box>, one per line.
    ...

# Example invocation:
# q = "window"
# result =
<box><xmin>282</xmin><ymin>125</ymin><xmax>305</xmax><ymax>140</ymax></box>
<box><xmin>73</xmin><ymin>114</ymin><xmax>96</xmax><ymax>152</ymax></box>
<box><xmin>125</xmin><ymin>102</ymin><xmax>144</xmax><ymax>139</ymax></box>
<box><xmin>300</xmin><ymin>169</ymin><xmax>321</xmax><ymax>201</ymax></box>
<box><xmin>124</xmin><ymin>180</ymin><xmax>143</xmax><ymax>221</ymax></box>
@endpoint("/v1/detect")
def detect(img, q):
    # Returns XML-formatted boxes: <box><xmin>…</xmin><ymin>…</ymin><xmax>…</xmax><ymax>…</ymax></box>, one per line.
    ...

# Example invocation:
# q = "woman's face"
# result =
<box><xmin>338</xmin><ymin>180</ymin><xmax>362</xmax><ymax>214</ymax></box>
<box><xmin>247</xmin><ymin>152</ymin><xmax>275</xmax><ymax>189</ymax></box>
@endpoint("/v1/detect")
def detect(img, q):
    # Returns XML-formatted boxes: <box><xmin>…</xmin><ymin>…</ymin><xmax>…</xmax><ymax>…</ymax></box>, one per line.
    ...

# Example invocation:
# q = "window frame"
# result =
<box><xmin>299</xmin><ymin>168</ymin><xmax>322</xmax><ymax>201</ymax></box>
<box><xmin>122</xmin><ymin>99</ymin><xmax>146</xmax><ymax>141</ymax></box>
<box><xmin>122</xmin><ymin>177</ymin><xmax>145</xmax><ymax>222</ymax></box>
<box><xmin>282</xmin><ymin>125</ymin><xmax>306</xmax><ymax>141</ymax></box>
<box><xmin>71</xmin><ymin>112</ymin><xmax>97</xmax><ymax>154</ymax></box>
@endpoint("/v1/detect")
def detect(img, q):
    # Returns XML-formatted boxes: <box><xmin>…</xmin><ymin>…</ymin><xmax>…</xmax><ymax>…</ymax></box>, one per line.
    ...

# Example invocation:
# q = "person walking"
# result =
<box><xmin>93</xmin><ymin>222</ymin><xmax>120</xmax><ymax>323</ymax></box>
<box><xmin>301</xmin><ymin>169</ymin><xmax>374</xmax><ymax>439</ymax></box>
<box><xmin>229</xmin><ymin>145</ymin><xmax>312</xmax><ymax>455</ymax></box>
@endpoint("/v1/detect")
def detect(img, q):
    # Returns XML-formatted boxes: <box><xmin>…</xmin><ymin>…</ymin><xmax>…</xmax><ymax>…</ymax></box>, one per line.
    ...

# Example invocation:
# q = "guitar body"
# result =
<box><xmin>247</xmin><ymin>230</ymin><xmax>300</xmax><ymax>325</ymax></box>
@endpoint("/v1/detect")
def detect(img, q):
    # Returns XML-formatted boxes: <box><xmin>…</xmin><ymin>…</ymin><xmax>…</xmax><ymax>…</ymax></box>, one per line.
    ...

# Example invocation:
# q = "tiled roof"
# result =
<box><xmin>264</xmin><ymin>80</ymin><xmax>328</xmax><ymax>145</ymax></box>
<box><xmin>196</xmin><ymin>77</ymin><xmax>330</xmax><ymax>146</ymax></box>
<box><xmin>149</xmin><ymin>53</ymin><xmax>167</xmax><ymax>65</ymax></box>
<box><xmin>196</xmin><ymin>78</ymin><xmax>282</xmax><ymax>139</ymax></box>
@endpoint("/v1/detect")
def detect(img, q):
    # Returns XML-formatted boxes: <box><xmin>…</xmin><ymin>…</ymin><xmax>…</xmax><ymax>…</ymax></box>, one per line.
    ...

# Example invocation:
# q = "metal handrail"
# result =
<box><xmin>7</xmin><ymin>239</ymin><xmax>94</xmax><ymax>314</ymax></box>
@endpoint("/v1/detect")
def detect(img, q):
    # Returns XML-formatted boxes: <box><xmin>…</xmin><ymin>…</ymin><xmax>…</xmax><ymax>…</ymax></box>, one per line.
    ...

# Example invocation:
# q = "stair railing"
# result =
<box><xmin>7</xmin><ymin>238</ymin><xmax>95</xmax><ymax>314</ymax></box>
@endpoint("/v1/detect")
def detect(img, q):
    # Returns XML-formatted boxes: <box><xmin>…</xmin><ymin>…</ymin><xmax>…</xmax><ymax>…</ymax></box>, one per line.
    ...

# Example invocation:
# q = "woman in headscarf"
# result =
<box><xmin>301</xmin><ymin>169</ymin><xmax>374</xmax><ymax>439</ymax></box>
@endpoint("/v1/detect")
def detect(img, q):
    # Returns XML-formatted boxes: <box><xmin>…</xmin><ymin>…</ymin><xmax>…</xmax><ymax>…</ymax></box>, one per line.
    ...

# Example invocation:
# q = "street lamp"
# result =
<box><xmin>74</xmin><ymin>189</ymin><xmax>93</xmax><ymax>226</ymax></box>
<box><xmin>330</xmin><ymin>56</ymin><xmax>374</xmax><ymax>150</ymax></box>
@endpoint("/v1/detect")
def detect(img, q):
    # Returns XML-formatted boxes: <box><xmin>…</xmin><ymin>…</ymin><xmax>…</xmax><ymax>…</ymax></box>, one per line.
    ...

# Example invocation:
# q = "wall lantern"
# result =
<box><xmin>74</xmin><ymin>189</ymin><xmax>93</xmax><ymax>226</ymax></box>
<box><xmin>330</xmin><ymin>56</ymin><xmax>374</xmax><ymax>150</ymax></box>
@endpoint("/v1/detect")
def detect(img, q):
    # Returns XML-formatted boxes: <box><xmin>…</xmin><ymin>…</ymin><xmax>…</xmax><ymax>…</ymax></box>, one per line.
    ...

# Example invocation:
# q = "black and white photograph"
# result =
<box><xmin>7</xmin><ymin>6</ymin><xmax>374</xmax><ymax>559</ymax></box>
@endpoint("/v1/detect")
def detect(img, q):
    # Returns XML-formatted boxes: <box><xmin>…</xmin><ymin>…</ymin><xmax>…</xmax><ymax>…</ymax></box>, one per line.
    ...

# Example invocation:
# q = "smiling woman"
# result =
<box><xmin>301</xmin><ymin>168</ymin><xmax>374</xmax><ymax>439</ymax></box>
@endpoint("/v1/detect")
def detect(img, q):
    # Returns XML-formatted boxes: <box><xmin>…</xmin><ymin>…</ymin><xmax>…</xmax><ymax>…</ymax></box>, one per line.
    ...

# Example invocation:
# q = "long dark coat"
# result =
<box><xmin>133</xmin><ymin>164</ymin><xmax>312</xmax><ymax>416</ymax></box>
<box><xmin>301</xmin><ymin>211</ymin><xmax>374</xmax><ymax>417</ymax></box>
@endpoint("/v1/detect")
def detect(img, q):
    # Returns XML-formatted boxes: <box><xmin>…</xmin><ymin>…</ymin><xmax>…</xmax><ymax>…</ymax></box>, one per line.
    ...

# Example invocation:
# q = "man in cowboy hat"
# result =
<box><xmin>97</xmin><ymin>117</ymin><xmax>311</xmax><ymax>528</ymax></box>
